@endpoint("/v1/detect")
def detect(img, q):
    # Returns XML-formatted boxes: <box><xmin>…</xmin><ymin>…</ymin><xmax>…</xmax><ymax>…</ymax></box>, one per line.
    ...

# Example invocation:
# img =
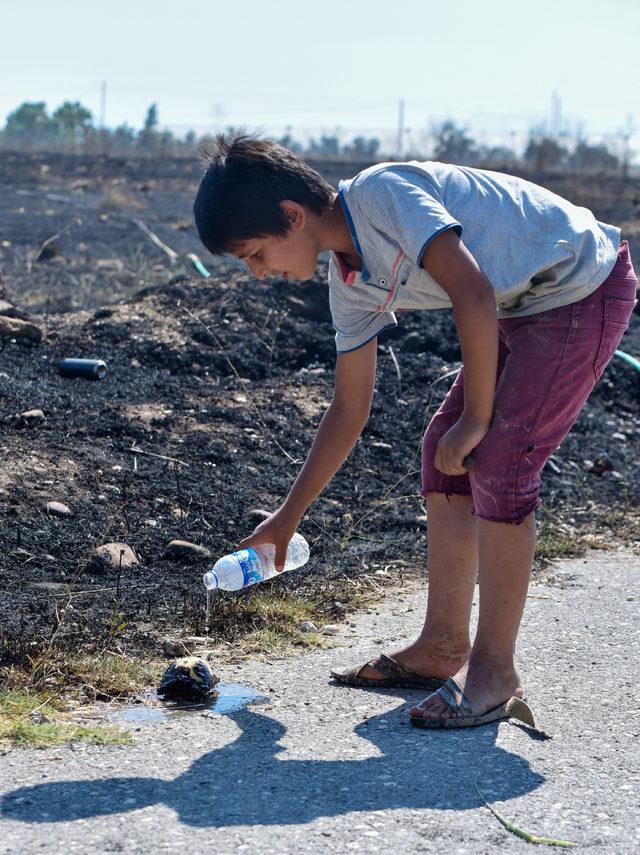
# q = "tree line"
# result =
<box><xmin>0</xmin><ymin>100</ymin><xmax>627</xmax><ymax>175</ymax></box>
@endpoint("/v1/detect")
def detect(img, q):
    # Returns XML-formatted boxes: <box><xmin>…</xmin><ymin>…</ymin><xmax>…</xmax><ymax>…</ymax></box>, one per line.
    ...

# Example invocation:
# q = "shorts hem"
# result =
<box><xmin>472</xmin><ymin>499</ymin><xmax>541</xmax><ymax>526</ymax></box>
<box><xmin>419</xmin><ymin>486</ymin><xmax>473</xmax><ymax>500</ymax></box>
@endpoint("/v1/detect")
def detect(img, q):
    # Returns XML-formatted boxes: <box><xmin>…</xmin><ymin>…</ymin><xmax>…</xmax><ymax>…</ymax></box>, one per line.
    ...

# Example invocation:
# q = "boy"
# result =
<box><xmin>193</xmin><ymin>135</ymin><xmax>637</xmax><ymax>729</ymax></box>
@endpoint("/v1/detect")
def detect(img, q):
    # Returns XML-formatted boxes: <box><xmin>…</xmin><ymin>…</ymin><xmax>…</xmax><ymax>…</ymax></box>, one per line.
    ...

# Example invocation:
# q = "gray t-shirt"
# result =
<box><xmin>329</xmin><ymin>161</ymin><xmax>621</xmax><ymax>352</ymax></box>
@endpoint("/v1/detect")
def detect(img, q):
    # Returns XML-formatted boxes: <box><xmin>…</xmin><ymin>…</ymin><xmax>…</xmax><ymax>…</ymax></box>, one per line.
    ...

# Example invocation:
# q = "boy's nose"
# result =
<box><xmin>246</xmin><ymin>261</ymin><xmax>263</xmax><ymax>280</ymax></box>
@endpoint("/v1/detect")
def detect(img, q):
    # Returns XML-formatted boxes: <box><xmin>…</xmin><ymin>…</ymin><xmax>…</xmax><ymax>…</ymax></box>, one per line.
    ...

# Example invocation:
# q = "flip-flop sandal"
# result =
<box><xmin>409</xmin><ymin>675</ymin><xmax>542</xmax><ymax>731</ymax></box>
<box><xmin>330</xmin><ymin>653</ymin><xmax>446</xmax><ymax>690</ymax></box>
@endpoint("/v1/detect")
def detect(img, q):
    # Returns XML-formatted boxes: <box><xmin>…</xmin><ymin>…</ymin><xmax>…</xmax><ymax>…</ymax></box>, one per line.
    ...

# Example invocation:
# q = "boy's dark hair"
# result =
<box><xmin>193</xmin><ymin>133</ymin><xmax>335</xmax><ymax>256</ymax></box>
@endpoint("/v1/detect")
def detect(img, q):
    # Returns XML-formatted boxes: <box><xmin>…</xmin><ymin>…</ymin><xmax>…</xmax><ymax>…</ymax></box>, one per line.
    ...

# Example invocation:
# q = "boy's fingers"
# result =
<box><xmin>275</xmin><ymin>549</ymin><xmax>286</xmax><ymax>572</ymax></box>
<box><xmin>238</xmin><ymin>533</ymin><xmax>266</xmax><ymax>550</ymax></box>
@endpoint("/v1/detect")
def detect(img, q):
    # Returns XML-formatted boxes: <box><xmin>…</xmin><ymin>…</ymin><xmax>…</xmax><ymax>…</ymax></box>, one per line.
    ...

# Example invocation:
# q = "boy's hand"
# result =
<box><xmin>237</xmin><ymin>505</ymin><xmax>301</xmax><ymax>572</ymax></box>
<box><xmin>435</xmin><ymin>413</ymin><xmax>489</xmax><ymax>476</ymax></box>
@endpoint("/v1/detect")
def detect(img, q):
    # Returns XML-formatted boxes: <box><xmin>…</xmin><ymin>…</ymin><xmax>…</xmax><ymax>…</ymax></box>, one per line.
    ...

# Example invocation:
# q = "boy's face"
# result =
<box><xmin>231</xmin><ymin>201</ymin><xmax>318</xmax><ymax>282</ymax></box>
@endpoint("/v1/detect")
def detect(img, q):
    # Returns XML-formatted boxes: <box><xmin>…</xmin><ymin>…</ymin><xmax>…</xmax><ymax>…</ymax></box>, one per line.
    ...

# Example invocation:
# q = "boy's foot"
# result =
<box><xmin>409</xmin><ymin>656</ymin><xmax>525</xmax><ymax>721</ymax></box>
<box><xmin>355</xmin><ymin>640</ymin><xmax>471</xmax><ymax>683</ymax></box>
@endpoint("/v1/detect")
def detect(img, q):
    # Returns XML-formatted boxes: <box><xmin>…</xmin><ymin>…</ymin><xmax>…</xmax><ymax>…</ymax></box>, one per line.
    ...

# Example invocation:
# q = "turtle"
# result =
<box><xmin>158</xmin><ymin>656</ymin><xmax>219</xmax><ymax>701</ymax></box>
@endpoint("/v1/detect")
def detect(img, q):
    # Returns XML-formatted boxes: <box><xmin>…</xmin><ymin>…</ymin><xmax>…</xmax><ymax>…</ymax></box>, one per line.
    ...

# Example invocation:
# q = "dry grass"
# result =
<box><xmin>100</xmin><ymin>186</ymin><xmax>145</xmax><ymax>212</ymax></box>
<box><xmin>240</xmin><ymin>628</ymin><xmax>325</xmax><ymax>657</ymax></box>
<box><xmin>4</xmin><ymin>651</ymin><xmax>163</xmax><ymax>702</ymax></box>
<box><xmin>0</xmin><ymin>689</ymin><xmax>131</xmax><ymax>748</ymax></box>
<box><xmin>535</xmin><ymin>523</ymin><xmax>586</xmax><ymax>562</ymax></box>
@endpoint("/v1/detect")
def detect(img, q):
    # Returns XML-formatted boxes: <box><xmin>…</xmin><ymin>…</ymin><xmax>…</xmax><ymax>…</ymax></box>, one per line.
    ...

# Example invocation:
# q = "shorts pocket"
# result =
<box><xmin>593</xmin><ymin>296</ymin><xmax>637</xmax><ymax>380</ymax></box>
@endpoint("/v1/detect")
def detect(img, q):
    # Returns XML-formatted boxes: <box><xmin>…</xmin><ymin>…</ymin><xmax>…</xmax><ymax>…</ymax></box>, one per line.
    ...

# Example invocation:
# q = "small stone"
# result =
<box><xmin>144</xmin><ymin>518</ymin><xmax>159</xmax><ymax>527</ymax></box>
<box><xmin>36</xmin><ymin>242</ymin><xmax>59</xmax><ymax>261</ymax></box>
<box><xmin>299</xmin><ymin>621</ymin><xmax>318</xmax><ymax>633</ymax></box>
<box><xmin>21</xmin><ymin>409</ymin><xmax>45</xmax><ymax>422</ymax></box>
<box><xmin>163</xmin><ymin>540</ymin><xmax>211</xmax><ymax>562</ymax></box>
<box><xmin>46</xmin><ymin>501</ymin><xmax>72</xmax><ymax>517</ymax></box>
<box><xmin>611</xmin><ymin>432</ymin><xmax>626</xmax><ymax>441</ymax></box>
<box><xmin>247</xmin><ymin>508</ymin><xmax>271</xmax><ymax>523</ymax></box>
<box><xmin>162</xmin><ymin>638</ymin><xmax>196</xmax><ymax>658</ymax></box>
<box><xmin>401</xmin><ymin>331</ymin><xmax>425</xmax><ymax>353</ymax></box>
<box><xmin>0</xmin><ymin>316</ymin><xmax>42</xmax><ymax>343</ymax></box>
<box><xmin>0</xmin><ymin>300</ymin><xmax>27</xmax><ymax>319</ymax></box>
<box><xmin>90</xmin><ymin>542</ymin><xmax>138</xmax><ymax>572</ymax></box>
<box><xmin>321</xmin><ymin>625</ymin><xmax>340</xmax><ymax>636</ymax></box>
<box><xmin>587</xmin><ymin>455</ymin><xmax>613</xmax><ymax>476</ymax></box>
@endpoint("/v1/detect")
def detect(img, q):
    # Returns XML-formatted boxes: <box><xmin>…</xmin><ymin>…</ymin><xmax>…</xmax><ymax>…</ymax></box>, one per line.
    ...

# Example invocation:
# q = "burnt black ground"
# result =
<box><xmin>0</xmin><ymin>152</ymin><xmax>638</xmax><ymax>664</ymax></box>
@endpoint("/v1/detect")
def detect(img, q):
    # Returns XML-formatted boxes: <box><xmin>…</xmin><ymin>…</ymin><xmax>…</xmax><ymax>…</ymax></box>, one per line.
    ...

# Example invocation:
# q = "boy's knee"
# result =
<box><xmin>469</xmin><ymin>433</ymin><xmax>543</xmax><ymax>523</ymax></box>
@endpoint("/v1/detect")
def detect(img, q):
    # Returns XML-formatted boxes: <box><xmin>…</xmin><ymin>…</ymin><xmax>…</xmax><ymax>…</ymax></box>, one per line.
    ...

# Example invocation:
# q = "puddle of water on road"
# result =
<box><xmin>112</xmin><ymin>683</ymin><xmax>267</xmax><ymax>724</ymax></box>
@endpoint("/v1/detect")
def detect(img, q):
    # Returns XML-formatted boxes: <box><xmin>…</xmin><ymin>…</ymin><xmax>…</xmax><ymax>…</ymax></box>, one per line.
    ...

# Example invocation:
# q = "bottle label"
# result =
<box><xmin>234</xmin><ymin>548</ymin><xmax>263</xmax><ymax>587</ymax></box>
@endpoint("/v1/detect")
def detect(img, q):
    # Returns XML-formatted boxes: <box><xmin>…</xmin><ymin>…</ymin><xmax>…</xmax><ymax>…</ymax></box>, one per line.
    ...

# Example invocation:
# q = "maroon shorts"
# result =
<box><xmin>421</xmin><ymin>241</ymin><xmax>638</xmax><ymax>523</ymax></box>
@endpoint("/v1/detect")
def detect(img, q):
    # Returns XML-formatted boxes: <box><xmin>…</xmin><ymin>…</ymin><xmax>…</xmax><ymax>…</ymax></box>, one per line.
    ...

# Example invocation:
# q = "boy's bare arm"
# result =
<box><xmin>238</xmin><ymin>337</ymin><xmax>377</xmax><ymax>568</ymax></box>
<box><xmin>421</xmin><ymin>228</ymin><xmax>499</xmax><ymax>476</ymax></box>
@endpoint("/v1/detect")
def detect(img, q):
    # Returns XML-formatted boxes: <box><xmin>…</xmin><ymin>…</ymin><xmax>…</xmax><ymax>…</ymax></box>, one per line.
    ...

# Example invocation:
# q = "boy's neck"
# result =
<box><xmin>316</xmin><ymin>193</ymin><xmax>361</xmax><ymax>269</ymax></box>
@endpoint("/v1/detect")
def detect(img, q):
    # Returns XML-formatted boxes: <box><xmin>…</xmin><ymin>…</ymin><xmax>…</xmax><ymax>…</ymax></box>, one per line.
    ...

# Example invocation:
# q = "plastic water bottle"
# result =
<box><xmin>203</xmin><ymin>532</ymin><xmax>310</xmax><ymax>592</ymax></box>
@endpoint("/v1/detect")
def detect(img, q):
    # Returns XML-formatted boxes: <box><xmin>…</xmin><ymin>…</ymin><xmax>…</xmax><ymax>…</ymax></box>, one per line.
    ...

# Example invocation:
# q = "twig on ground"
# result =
<box><xmin>28</xmin><ymin>221</ymin><xmax>76</xmax><ymax>273</ymax></box>
<box><xmin>475</xmin><ymin>775</ymin><xmax>577</xmax><ymax>847</ymax></box>
<box><xmin>128</xmin><ymin>446</ymin><xmax>188</xmax><ymax>466</ymax></box>
<box><xmin>173</xmin><ymin>461</ymin><xmax>185</xmax><ymax>525</ymax></box>
<box><xmin>132</xmin><ymin>218</ymin><xmax>178</xmax><ymax>264</ymax></box>
<box><xmin>388</xmin><ymin>345</ymin><xmax>402</xmax><ymax>390</ymax></box>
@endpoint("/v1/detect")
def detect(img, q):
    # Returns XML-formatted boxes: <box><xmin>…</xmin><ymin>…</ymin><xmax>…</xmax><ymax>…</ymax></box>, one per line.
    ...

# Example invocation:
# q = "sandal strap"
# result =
<box><xmin>444</xmin><ymin>676</ymin><xmax>473</xmax><ymax>715</ymax></box>
<box><xmin>364</xmin><ymin>653</ymin><xmax>415</xmax><ymax>680</ymax></box>
<box><xmin>434</xmin><ymin>683</ymin><xmax>467</xmax><ymax>717</ymax></box>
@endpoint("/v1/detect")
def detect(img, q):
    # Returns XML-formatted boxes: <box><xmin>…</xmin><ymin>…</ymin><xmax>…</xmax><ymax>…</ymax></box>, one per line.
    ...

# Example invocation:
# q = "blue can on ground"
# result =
<box><xmin>58</xmin><ymin>358</ymin><xmax>108</xmax><ymax>380</ymax></box>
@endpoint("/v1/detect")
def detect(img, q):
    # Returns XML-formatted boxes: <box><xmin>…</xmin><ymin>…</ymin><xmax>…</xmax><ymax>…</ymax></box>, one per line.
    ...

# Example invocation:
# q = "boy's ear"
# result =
<box><xmin>279</xmin><ymin>200</ymin><xmax>305</xmax><ymax>229</ymax></box>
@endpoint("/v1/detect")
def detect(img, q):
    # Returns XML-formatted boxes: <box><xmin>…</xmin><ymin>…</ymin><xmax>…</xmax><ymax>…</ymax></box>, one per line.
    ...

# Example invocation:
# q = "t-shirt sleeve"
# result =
<box><xmin>355</xmin><ymin>168</ymin><xmax>462</xmax><ymax>265</ymax></box>
<box><xmin>329</xmin><ymin>273</ymin><xmax>397</xmax><ymax>353</ymax></box>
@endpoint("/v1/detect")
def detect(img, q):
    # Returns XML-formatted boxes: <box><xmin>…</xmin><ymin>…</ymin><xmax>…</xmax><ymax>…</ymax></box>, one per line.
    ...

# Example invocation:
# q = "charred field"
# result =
<box><xmin>0</xmin><ymin>151</ymin><xmax>639</xmax><ymax>672</ymax></box>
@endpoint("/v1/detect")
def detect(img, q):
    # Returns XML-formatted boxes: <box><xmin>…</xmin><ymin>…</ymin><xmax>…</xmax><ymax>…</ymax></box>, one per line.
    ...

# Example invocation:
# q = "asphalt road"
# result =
<box><xmin>1</xmin><ymin>550</ymin><xmax>639</xmax><ymax>854</ymax></box>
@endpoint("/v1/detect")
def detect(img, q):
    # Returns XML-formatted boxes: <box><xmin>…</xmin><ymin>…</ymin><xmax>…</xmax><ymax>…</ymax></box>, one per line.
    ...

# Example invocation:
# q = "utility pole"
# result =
<box><xmin>550</xmin><ymin>90</ymin><xmax>562</xmax><ymax>138</ymax></box>
<box><xmin>620</xmin><ymin>113</ymin><xmax>636</xmax><ymax>180</ymax></box>
<box><xmin>397</xmin><ymin>98</ymin><xmax>405</xmax><ymax>160</ymax></box>
<box><xmin>100</xmin><ymin>81</ymin><xmax>107</xmax><ymax>129</ymax></box>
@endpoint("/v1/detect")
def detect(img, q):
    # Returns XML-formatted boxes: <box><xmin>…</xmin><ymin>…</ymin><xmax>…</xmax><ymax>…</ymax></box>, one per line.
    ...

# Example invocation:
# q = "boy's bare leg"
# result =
<box><xmin>410</xmin><ymin>512</ymin><xmax>535</xmax><ymax>719</ymax></box>
<box><xmin>357</xmin><ymin>492</ymin><xmax>477</xmax><ymax>681</ymax></box>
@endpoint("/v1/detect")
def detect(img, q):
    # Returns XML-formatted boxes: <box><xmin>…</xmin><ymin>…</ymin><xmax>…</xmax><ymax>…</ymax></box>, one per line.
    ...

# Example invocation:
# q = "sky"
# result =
<box><xmin>2</xmin><ymin>0</ymin><xmax>639</xmax><ymax>156</ymax></box>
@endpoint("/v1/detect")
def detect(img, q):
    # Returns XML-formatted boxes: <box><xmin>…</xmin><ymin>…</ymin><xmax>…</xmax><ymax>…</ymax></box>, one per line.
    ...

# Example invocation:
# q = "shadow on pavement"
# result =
<box><xmin>1</xmin><ymin>700</ymin><xmax>544</xmax><ymax>827</ymax></box>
